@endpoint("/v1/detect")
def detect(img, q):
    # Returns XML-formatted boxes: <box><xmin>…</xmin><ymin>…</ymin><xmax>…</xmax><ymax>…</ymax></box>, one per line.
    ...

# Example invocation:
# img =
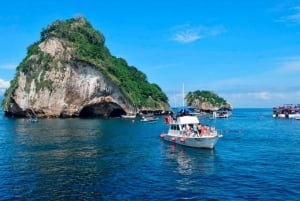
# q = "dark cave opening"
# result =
<box><xmin>109</xmin><ymin>108</ymin><xmax>126</xmax><ymax>117</ymax></box>
<box><xmin>79</xmin><ymin>103</ymin><xmax>126</xmax><ymax>118</ymax></box>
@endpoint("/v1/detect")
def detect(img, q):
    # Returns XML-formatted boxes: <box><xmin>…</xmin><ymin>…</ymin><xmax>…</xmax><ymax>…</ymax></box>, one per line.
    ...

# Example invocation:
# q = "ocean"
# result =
<box><xmin>0</xmin><ymin>107</ymin><xmax>299</xmax><ymax>200</ymax></box>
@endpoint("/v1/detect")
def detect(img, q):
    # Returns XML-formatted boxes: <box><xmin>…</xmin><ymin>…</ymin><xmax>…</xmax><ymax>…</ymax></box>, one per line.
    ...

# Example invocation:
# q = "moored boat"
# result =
<box><xmin>121</xmin><ymin>113</ymin><xmax>136</xmax><ymax>119</ymax></box>
<box><xmin>273</xmin><ymin>104</ymin><xmax>300</xmax><ymax>118</ymax></box>
<box><xmin>212</xmin><ymin>109</ymin><xmax>232</xmax><ymax>118</ymax></box>
<box><xmin>140</xmin><ymin>115</ymin><xmax>158</xmax><ymax>122</ymax></box>
<box><xmin>160</xmin><ymin>112</ymin><xmax>222</xmax><ymax>149</ymax></box>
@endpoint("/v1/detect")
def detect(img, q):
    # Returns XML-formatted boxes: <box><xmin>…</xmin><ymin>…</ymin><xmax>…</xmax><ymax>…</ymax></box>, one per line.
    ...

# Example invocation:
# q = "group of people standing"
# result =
<box><xmin>182</xmin><ymin>123</ymin><xmax>212</xmax><ymax>137</ymax></box>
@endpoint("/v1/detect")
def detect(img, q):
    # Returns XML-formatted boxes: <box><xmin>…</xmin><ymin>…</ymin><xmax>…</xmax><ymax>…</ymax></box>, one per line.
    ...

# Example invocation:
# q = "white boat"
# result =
<box><xmin>121</xmin><ymin>113</ymin><xmax>136</xmax><ymax>119</ymax></box>
<box><xmin>140</xmin><ymin>115</ymin><xmax>158</xmax><ymax>122</ymax></box>
<box><xmin>273</xmin><ymin>104</ymin><xmax>300</xmax><ymax>118</ymax></box>
<box><xmin>289</xmin><ymin>113</ymin><xmax>300</xmax><ymax>119</ymax></box>
<box><xmin>212</xmin><ymin>110</ymin><xmax>231</xmax><ymax>118</ymax></box>
<box><xmin>160</xmin><ymin>114</ymin><xmax>222</xmax><ymax>149</ymax></box>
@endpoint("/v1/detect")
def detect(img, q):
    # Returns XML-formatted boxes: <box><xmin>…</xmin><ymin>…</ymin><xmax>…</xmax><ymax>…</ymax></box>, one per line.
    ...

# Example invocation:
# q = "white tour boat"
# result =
<box><xmin>160</xmin><ymin>114</ymin><xmax>222</xmax><ymax>149</ymax></box>
<box><xmin>273</xmin><ymin>104</ymin><xmax>300</xmax><ymax>119</ymax></box>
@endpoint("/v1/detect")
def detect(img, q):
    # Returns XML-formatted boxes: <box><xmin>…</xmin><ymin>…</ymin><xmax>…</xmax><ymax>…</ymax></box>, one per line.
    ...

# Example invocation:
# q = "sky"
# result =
<box><xmin>1</xmin><ymin>0</ymin><xmax>300</xmax><ymax>108</ymax></box>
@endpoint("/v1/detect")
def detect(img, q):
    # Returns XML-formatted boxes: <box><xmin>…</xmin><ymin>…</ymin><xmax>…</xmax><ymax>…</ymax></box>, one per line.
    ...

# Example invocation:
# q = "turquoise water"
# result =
<box><xmin>0</xmin><ymin>108</ymin><xmax>299</xmax><ymax>200</ymax></box>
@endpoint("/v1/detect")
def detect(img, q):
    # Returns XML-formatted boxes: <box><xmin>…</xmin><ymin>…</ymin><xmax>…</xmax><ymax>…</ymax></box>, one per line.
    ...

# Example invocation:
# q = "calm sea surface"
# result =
<box><xmin>0</xmin><ymin>107</ymin><xmax>300</xmax><ymax>200</ymax></box>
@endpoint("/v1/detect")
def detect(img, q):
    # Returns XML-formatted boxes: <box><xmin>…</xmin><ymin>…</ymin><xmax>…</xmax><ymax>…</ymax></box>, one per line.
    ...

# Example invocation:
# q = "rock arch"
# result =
<box><xmin>79</xmin><ymin>102</ymin><xmax>126</xmax><ymax>117</ymax></box>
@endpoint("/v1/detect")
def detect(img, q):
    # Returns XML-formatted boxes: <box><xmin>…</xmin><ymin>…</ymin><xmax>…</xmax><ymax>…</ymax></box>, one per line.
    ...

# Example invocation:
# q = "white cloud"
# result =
<box><xmin>254</xmin><ymin>91</ymin><xmax>270</xmax><ymax>100</ymax></box>
<box><xmin>0</xmin><ymin>78</ymin><xmax>9</xmax><ymax>88</ymax></box>
<box><xmin>171</xmin><ymin>24</ymin><xmax>225</xmax><ymax>43</ymax></box>
<box><xmin>277</xmin><ymin>6</ymin><xmax>300</xmax><ymax>25</ymax></box>
<box><xmin>222</xmin><ymin>90</ymin><xmax>300</xmax><ymax>108</ymax></box>
<box><xmin>276</xmin><ymin>56</ymin><xmax>300</xmax><ymax>73</ymax></box>
<box><xmin>228</xmin><ymin>92</ymin><xmax>270</xmax><ymax>101</ymax></box>
<box><xmin>0</xmin><ymin>78</ymin><xmax>10</xmax><ymax>95</ymax></box>
<box><xmin>173</xmin><ymin>31</ymin><xmax>201</xmax><ymax>43</ymax></box>
<box><xmin>207</xmin><ymin>55</ymin><xmax>300</xmax><ymax>92</ymax></box>
<box><xmin>0</xmin><ymin>63</ymin><xmax>16</xmax><ymax>70</ymax></box>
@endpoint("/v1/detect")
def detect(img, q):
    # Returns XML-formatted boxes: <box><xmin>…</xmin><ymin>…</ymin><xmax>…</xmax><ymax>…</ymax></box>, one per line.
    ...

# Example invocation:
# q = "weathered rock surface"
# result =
<box><xmin>197</xmin><ymin>102</ymin><xmax>232</xmax><ymax>111</ymax></box>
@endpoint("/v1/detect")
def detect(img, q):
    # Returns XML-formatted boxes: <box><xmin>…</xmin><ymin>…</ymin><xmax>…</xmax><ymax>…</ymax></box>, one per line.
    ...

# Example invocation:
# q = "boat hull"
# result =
<box><xmin>161</xmin><ymin>134</ymin><xmax>221</xmax><ymax>149</ymax></box>
<box><xmin>140</xmin><ymin>117</ymin><xmax>158</xmax><ymax>122</ymax></box>
<box><xmin>121</xmin><ymin>115</ymin><xmax>136</xmax><ymax>119</ymax></box>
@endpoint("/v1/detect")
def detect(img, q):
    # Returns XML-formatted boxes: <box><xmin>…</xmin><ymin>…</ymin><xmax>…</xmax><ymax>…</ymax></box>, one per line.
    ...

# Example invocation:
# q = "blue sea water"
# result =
<box><xmin>0</xmin><ymin>107</ymin><xmax>300</xmax><ymax>200</ymax></box>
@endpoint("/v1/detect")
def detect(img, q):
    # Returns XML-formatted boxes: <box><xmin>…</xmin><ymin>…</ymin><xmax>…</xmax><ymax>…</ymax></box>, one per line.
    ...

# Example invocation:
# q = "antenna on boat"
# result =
<box><xmin>182</xmin><ymin>82</ymin><xmax>185</xmax><ymax>107</ymax></box>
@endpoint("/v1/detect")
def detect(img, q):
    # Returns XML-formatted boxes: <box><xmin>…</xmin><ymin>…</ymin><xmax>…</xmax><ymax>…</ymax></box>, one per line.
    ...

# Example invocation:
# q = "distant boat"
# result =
<box><xmin>121</xmin><ymin>113</ymin><xmax>136</xmax><ymax>119</ymax></box>
<box><xmin>140</xmin><ymin>115</ymin><xmax>158</xmax><ymax>122</ymax></box>
<box><xmin>212</xmin><ymin>109</ymin><xmax>232</xmax><ymax>118</ymax></box>
<box><xmin>273</xmin><ymin>104</ymin><xmax>300</xmax><ymax>118</ymax></box>
<box><xmin>160</xmin><ymin>108</ymin><xmax>222</xmax><ymax>149</ymax></box>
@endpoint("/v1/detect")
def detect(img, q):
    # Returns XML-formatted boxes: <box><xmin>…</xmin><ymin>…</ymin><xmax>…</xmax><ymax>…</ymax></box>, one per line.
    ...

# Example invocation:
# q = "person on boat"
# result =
<box><xmin>181</xmin><ymin>124</ymin><xmax>191</xmax><ymax>136</ymax></box>
<box><xmin>192</xmin><ymin>124</ymin><xmax>199</xmax><ymax>137</ymax></box>
<box><xmin>186</xmin><ymin>124</ymin><xmax>191</xmax><ymax>136</ymax></box>
<box><xmin>182</xmin><ymin>125</ymin><xmax>186</xmax><ymax>136</ymax></box>
<box><xmin>197</xmin><ymin>124</ymin><xmax>202</xmax><ymax>136</ymax></box>
<box><xmin>193</xmin><ymin>124</ymin><xmax>198</xmax><ymax>136</ymax></box>
<box><xmin>203</xmin><ymin>125</ymin><xmax>210</xmax><ymax>136</ymax></box>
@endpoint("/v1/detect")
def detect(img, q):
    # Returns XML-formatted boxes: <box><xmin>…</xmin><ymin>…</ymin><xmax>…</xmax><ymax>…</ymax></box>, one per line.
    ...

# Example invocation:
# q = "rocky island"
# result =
<box><xmin>2</xmin><ymin>17</ymin><xmax>169</xmax><ymax>118</ymax></box>
<box><xmin>185</xmin><ymin>90</ymin><xmax>232</xmax><ymax>111</ymax></box>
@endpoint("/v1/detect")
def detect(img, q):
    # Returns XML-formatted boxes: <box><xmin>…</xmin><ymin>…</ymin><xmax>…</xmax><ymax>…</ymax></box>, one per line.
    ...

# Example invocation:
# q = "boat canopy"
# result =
<box><xmin>176</xmin><ymin>116</ymin><xmax>199</xmax><ymax>124</ymax></box>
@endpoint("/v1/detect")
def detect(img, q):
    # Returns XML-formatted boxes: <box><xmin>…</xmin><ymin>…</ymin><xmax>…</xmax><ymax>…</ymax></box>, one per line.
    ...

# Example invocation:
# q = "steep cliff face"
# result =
<box><xmin>2</xmin><ymin>17</ymin><xmax>169</xmax><ymax>117</ymax></box>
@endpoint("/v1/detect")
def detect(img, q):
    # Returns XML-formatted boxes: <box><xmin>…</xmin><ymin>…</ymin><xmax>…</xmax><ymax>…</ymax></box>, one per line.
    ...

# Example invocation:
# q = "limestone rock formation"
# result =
<box><xmin>195</xmin><ymin>101</ymin><xmax>232</xmax><ymax>111</ymax></box>
<box><xmin>2</xmin><ymin>17</ymin><xmax>169</xmax><ymax>117</ymax></box>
